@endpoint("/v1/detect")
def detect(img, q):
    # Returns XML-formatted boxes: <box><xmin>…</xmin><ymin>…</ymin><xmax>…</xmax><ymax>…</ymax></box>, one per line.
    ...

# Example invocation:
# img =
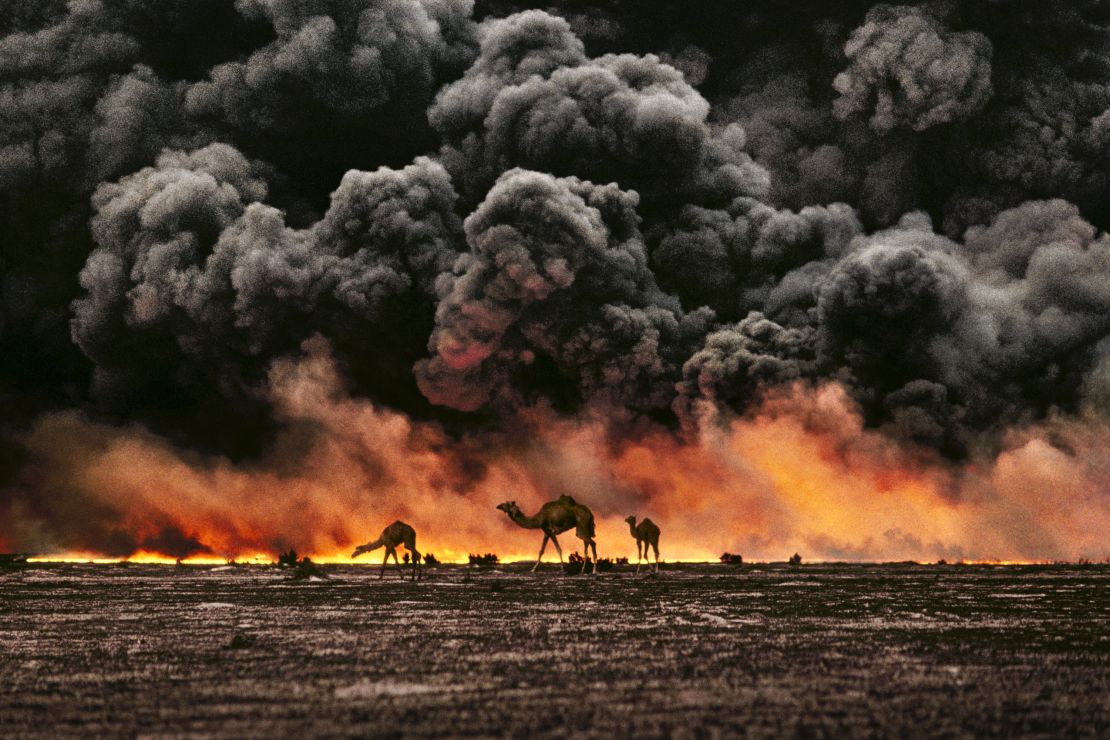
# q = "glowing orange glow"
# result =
<box><xmin>6</xmin><ymin>344</ymin><xmax>1110</xmax><ymax>565</ymax></box>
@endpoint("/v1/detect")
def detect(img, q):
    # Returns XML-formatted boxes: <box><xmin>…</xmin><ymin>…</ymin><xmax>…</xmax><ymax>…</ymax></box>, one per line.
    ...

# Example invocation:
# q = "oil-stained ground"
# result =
<box><xmin>1</xmin><ymin>563</ymin><xmax>1107</xmax><ymax>737</ymax></box>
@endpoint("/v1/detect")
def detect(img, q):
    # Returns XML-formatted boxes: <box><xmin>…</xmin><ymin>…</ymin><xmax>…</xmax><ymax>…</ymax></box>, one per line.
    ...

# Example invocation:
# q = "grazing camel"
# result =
<box><xmin>497</xmin><ymin>495</ymin><xmax>598</xmax><ymax>574</ymax></box>
<box><xmin>626</xmin><ymin>516</ymin><xmax>661</xmax><ymax>572</ymax></box>
<box><xmin>351</xmin><ymin>520</ymin><xmax>420</xmax><ymax>580</ymax></box>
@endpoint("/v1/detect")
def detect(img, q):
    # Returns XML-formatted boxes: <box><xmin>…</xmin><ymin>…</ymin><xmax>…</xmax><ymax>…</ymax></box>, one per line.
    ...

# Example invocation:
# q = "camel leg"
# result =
<box><xmin>550</xmin><ymin>535</ymin><xmax>564</xmax><ymax>563</ymax></box>
<box><xmin>582</xmin><ymin>538</ymin><xmax>596</xmax><ymax>575</ymax></box>
<box><xmin>411</xmin><ymin>549</ymin><xmax>421</xmax><ymax>582</ymax></box>
<box><xmin>653</xmin><ymin>542</ymin><xmax>660</xmax><ymax>572</ymax></box>
<box><xmin>532</xmin><ymin>534</ymin><xmax>550</xmax><ymax>573</ymax></box>
<box><xmin>379</xmin><ymin>548</ymin><xmax>391</xmax><ymax>579</ymax></box>
<box><xmin>636</xmin><ymin>540</ymin><xmax>642</xmax><ymax>573</ymax></box>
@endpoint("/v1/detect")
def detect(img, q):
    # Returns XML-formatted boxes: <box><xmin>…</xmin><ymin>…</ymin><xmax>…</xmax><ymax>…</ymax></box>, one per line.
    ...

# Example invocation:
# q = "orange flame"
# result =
<box><xmin>7</xmin><ymin>340</ymin><xmax>1110</xmax><ymax>564</ymax></box>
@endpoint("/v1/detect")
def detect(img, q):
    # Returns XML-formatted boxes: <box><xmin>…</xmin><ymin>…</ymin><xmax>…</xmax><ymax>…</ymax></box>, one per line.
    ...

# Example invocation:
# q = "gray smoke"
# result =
<box><xmin>832</xmin><ymin>4</ymin><xmax>993</xmax><ymax>133</ymax></box>
<box><xmin>73</xmin><ymin>143</ymin><xmax>462</xmax><ymax>411</ymax></box>
<box><xmin>429</xmin><ymin>10</ymin><xmax>768</xmax><ymax>209</ymax></box>
<box><xmin>949</xmin><ymin>65</ymin><xmax>1110</xmax><ymax>234</ymax></box>
<box><xmin>674</xmin><ymin>311</ymin><xmax>818</xmax><ymax>424</ymax></box>
<box><xmin>716</xmin><ymin>67</ymin><xmax>859</xmax><ymax>211</ymax></box>
<box><xmin>28</xmin><ymin>4</ymin><xmax>1110</xmax><ymax>453</ymax></box>
<box><xmin>650</xmin><ymin>199</ymin><xmax>862</xmax><ymax>324</ymax></box>
<box><xmin>185</xmin><ymin>0</ymin><xmax>477</xmax><ymax>136</ymax></box>
<box><xmin>415</xmin><ymin>167</ymin><xmax>713</xmax><ymax>412</ymax></box>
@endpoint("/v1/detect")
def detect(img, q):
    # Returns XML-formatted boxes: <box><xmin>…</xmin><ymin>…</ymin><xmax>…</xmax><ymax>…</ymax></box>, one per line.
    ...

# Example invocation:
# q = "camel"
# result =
<box><xmin>626</xmin><ymin>516</ymin><xmax>660</xmax><ymax>573</ymax></box>
<box><xmin>351</xmin><ymin>520</ymin><xmax>420</xmax><ymax>581</ymax></box>
<box><xmin>497</xmin><ymin>495</ymin><xmax>598</xmax><ymax>574</ymax></box>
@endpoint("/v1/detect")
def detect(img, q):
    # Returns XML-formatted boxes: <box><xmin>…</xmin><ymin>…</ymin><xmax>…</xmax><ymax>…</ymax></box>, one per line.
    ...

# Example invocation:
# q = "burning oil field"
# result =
<box><xmin>1</xmin><ymin>0</ymin><xmax>1110</xmax><ymax>735</ymax></box>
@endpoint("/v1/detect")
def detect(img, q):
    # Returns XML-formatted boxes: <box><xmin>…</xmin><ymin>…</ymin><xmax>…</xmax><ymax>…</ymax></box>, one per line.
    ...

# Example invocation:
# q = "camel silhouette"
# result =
<box><xmin>497</xmin><ymin>495</ymin><xmax>598</xmax><ymax>574</ymax></box>
<box><xmin>626</xmin><ymin>515</ymin><xmax>661</xmax><ymax>573</ymax></box>
<box><xmin>351</xmin><ymin>520</ymin><xmax>420</xmax><ymax>581</ymax></box>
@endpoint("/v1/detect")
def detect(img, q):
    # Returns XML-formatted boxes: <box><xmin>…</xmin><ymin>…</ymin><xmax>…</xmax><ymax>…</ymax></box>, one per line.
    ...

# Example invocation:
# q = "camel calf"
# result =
<box><xmin>626</xmin><ymin>516</ymin><xmax>660</xmax><ymax>573</ymax></box>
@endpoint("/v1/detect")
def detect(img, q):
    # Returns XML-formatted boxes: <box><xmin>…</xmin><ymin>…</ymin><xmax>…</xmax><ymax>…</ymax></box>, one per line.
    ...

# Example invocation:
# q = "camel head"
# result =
<box><xmin>496</xmin><ymin>501</ymin><xmax>520</xmax><ymax>517</ymax></box>
<box><xmin>351</xmin><ymin>542</ymin><xmax>379</xmax><ymax>558</ymax></box>
<box><xmin>625</xmin><ymin>515</ymin><xmax>637</xmax><ymax>526</ymax></box>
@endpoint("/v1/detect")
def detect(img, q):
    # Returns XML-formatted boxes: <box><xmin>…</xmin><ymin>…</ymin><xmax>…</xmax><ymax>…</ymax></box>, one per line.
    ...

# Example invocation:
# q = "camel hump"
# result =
<box><xmin>556</xmin><ymin>494</ymin><xmax>578</xmax><ymax>506</ymax></box>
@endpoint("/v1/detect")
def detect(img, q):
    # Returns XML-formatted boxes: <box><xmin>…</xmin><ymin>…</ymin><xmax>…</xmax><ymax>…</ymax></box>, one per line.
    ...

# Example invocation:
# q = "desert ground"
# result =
<box><xmin>1</xmin><ymin>562</ymin><xmax>1107</xmax><ymax>737</ymax></box>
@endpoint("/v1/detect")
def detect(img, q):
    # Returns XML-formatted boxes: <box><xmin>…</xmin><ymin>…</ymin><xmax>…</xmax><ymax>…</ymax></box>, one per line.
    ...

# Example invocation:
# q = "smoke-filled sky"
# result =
<box><xmin>1</xmin><ymin>0</ymin><xmax>1109</xmax><ymax>563</ymax></box>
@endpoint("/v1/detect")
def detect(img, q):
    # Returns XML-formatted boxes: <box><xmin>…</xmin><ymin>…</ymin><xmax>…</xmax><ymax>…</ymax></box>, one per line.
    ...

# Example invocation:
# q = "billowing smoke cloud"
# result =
<box><xmin>2</xmin><ymin>3</ymin><xmax>1110</xmax><ymax>561</ymax></box>
<box><xmin>184</xmin><ymin>0</ymin><xmax>478</xmax><ymax>178</ymax></box>
<box><xmin>649</xmin><ymin>199</ymin><xmax>862</xmax><ymax>322</ymax></box>
<box><xmin>429</xmin><ymin>10</ymin><xmax>768</xmax><ymax>209</ymax></box>
<box><xmin>674</xmin><ymin>312</ymin><xmax>817</xmax><ymax>425</ymax></box>
<box><xmin>949</xmin><ymin>66</ymin><xmax>1110</xmax><ymax>233</ymax></box>
<box><xmin>415</xmin><ymin>167</ymin><xmax>711</xmax><ymax>412</ymax></box>
<box><xmin>716</xmin><ymin>68</ymin><xmax>859</xmax><ymax>211</ymax></box>
<box><xmin>832</xmin><ymin>4</ymin><xmax>993</xmax><ymax>133</ymax></box>
<box><xmin>73</xmin><ymin>143</ymin><xmax>463</xmax><ymax>424</ymax></box>
<box><xmin>187</xmin><ymin>0</ymin><xmax>477</xmax><ymax>124</ymax></box>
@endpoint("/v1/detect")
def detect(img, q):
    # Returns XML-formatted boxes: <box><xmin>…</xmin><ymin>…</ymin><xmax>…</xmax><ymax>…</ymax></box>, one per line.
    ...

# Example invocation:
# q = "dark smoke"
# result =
<box><xmin>3</xmin><ymin>1</ymin><xmax>1110</xmax><ymax>555</ymax></box>
<box><xmin>72</xmin><ymin>145</ymin><xmax>462</xmax><ymax>421</ymax></box>
<box><xmin>414</xmin><ymin>167</ymin><xmax>713</xmax><ymax>413</ymax></box>
<box><xmin>428</xmin><ymin>10</ymin><xmax>768</xmax><ymax>210</ymax></box>
<box><xmin>831</xmin><ymin>5</ymin><xmax>994</xmax><ymax>133</ymax></box>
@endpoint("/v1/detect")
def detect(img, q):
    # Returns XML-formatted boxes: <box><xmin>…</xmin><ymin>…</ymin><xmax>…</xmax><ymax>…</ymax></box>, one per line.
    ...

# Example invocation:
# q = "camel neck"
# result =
<box><xmin>627</xmin><ymin>521</ymin><xmax>638</xmax><ymax>538</ymax></box>
<box><xmin>508</xmin><ymin>509</ymin><xmax>543</xmax><ymax>529</ymax></box>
